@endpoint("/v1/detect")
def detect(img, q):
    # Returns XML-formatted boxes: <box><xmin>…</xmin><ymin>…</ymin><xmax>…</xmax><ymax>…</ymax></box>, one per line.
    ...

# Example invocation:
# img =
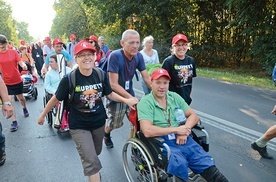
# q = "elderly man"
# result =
<box><xmin>104</xmin><ymin>29</ymin><xmax>151</xmax><ymax>148</ymax></box>
<box><xmin>137</xmin><ymin>68</ymin><xmax>228</xmax><ymax>181</ymax></box>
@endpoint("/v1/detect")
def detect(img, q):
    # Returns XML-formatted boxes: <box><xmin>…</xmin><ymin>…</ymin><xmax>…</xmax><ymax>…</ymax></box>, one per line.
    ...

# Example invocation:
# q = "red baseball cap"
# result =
<box><xmin>20</xmin><ymin>40</ymin><xmax>25</xmax><ymax>45</ymax></box>
<box><xmin>70</xmin><ymin>34</ymin><xmax>76</xmax><ymax>39</ymax></box>
<box><xmin>53</xmin><ymin>38</ymin><xmax>63</xmax><ymax>45</ymax></box>
<box><xmin>74</xmin><ymin>40</ymin><xmax>96</xmax><ymax>55</ymax></box>
<box><xmin>151</xmin><ymin>68</ymin><xmax>171</xmax><ymax>80</ymax></box>
<box><xmin>44</xmin><ymin>36</ymin><xmax>51</xmax><ymax>41</ymax></box>
<box><xmin>172</xmin><ymin>34</ymin><xmax>188</xmax><ymax>44</ymax></box>
<box><xmin>89</xmin><ymin>35</ymin><xmax>98</xmax><ymax>42</ymax></box>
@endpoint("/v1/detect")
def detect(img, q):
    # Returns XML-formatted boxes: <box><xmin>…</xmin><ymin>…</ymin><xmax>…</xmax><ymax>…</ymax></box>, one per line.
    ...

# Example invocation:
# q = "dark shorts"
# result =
<box><xmin>6</xmin><ymin>82</ymin><xmax>23</xmax><ymax>95</ymax></box>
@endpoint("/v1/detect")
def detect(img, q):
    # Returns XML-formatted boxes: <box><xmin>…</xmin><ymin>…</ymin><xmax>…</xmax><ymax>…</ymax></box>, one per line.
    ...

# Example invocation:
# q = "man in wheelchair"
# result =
<box><xmin>137</xmin><ymin>68</ymin><xmax>228</xmax><ymax>182</ymax></box>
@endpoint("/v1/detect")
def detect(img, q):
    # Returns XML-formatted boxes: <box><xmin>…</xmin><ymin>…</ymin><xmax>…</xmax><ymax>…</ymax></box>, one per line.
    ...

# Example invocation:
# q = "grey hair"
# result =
<box><xmin>142</xmin><ymin>35</ymin><xmax>154</xmax><ymax>48</ymax></box>
<box><xmin>121</xmin><ymin>29</ymin><xmax>139</xmax><ymax>41</ymax></box>
<box><xmin>99</xmin><ymin>36</ymin><xmax>104</xmax><ymax>40</ymax></box>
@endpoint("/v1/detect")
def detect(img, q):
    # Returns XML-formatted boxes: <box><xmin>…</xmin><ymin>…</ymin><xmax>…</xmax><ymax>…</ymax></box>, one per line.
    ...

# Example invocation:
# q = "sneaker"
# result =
<box><xmin>0</xmin><ymin>153</ymin><xmax>6</xmax><ymax>166</ymax></box>
<box><xmin>104</xmin><ymin>135</ymin><xmax>114</xmax><ymax>148</ymax></box>
<box><xmin>23</xmin><ymin>108</ymin><xmax>29</xmax><ymax>118</ymax></box>
<box><xmin>251</xmin><ymin>142</ymin><xmax>273</xmax><ymax>159</ymax></box>
<box><xmin>10</xmin><ymin>121</ymin><xmax>18</xmax><ymax>132</ymax></box>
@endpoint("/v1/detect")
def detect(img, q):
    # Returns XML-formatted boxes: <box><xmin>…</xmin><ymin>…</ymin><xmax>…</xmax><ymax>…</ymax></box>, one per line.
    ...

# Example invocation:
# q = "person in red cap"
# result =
<box><xmin>89</xmin><ymin>35</ymin><xmax>105</xmax><ymax>67</ymax></box>
<box><xmin>42</xmin><ymin>36</ymin><xmax>54</xmax><ymax>60</ymax></box>
<box><xmin>162</xmin><ymin>33</ymin><xmax>196</xmax><ymax>105</ymax></box>
<box><xmin>66</xmin><ymin>34</ymin><xmax>78</xmax><ymax>63</ymax></box>
<box><xmin>137</xmin><ymin>68</ymin><xmax>228</xmax><ymax>182</ymax></box>
<box><xmin>41</xmin><ymin>38</ymin><xmax>73</xmax><ymax>75</ymax></box>
<box><xmin>0</xmin><ymin>34</ymin><xmax>30</xmax><ymax>132</ymax></box>
<box><xmin>38</xmin><ymin>40</ymin><xmax>138</xmax><ymax>182</ymax></box>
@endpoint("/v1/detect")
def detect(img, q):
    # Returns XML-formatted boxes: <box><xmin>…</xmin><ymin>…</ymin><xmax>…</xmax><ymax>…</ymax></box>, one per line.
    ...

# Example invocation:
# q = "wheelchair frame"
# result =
<box><xmin>122</xmin><ymin>120</ymin><xmax>209</xmax><ymax>182</ymax></box>
<box><xmin>43</xmin><ymin>91</ymin><xmax>58</xmax><ymax>127</ymax></box>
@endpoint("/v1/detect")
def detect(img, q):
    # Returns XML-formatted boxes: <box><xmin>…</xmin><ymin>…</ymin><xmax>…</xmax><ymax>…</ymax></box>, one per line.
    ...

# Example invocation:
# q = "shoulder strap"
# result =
<box><xmin>68</xmin><ymin>69</ymin><xmax>76</xmax><ymax>106</ymax></box>
<box><xmin>93</xmin><ymin>67</ymin><xmax>105</xmax><ymax>84</ymax></box>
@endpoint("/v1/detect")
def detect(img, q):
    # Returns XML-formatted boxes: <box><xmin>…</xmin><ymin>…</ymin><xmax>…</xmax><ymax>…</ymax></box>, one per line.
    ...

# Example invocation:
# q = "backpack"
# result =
<box><xmin>99</xmin><ymin>50</ymin><xmax>139</xmax><ymax>81</ymax></box>
<box><xmin>66</xmin><ymin>67</ymin><xmax>105</xmax><ymax>109</ymax></box>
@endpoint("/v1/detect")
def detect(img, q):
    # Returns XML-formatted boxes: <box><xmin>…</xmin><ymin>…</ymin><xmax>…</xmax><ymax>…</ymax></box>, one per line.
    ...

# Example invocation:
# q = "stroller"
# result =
<box><xmin>15</xmin><ymin>62</ymin><xmax>38</xmax><ymax>100</ymax></box>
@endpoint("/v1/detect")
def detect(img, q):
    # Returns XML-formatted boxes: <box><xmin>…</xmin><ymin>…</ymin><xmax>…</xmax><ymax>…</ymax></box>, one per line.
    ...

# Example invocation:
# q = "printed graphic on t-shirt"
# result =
<box><xmin>75</xmin><ymin>83</ymin><xmax>103</xmax><ymax>112</ymax></box>
<box><xmin>174</xmin><ymin>64</ymin><xmax>194</xmax><ymax>84</ymax></box>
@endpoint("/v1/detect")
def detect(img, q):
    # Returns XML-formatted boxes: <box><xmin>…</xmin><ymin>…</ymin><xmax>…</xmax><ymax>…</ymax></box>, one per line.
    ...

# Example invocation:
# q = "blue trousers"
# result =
<box><xmin>161</xmin><ymin>135</ymin><xmax>215</xmax><ymax>180</ymax></box>
<box><xmin>0</xmin><ymin>122</ymin><xmax>5</xmax><ymax>154</ymax></box>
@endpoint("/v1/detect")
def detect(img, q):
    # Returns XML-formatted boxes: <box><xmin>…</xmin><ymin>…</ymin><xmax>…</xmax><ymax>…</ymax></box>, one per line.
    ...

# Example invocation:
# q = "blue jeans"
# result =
<box><xmin>0</xmin><ymin>122</ymin><xmax>5</xmax><ymax>154</ymax></box>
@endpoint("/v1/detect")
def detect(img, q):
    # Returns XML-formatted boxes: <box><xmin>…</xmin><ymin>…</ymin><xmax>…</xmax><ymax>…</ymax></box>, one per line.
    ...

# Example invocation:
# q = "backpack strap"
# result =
<box><xmin>93</xmin><ymin>67</ymin><xmax>105</xmax><ymax>84</ymax></box>
<box><xmin>67</xmin><ymin>69</ymin><xmax>76</xmax><ymax>109</ymax></box>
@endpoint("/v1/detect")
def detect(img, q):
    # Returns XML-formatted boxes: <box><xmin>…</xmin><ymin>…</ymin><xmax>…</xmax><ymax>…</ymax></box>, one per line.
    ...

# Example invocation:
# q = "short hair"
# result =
<box><xmin>98</xmin><ymin>36</ymin><xmax>104</xmax><ymax>40</ymax></box>
<box><xmin>19</xmin><ymin>46</ymin><xmax>27</xmax><ymax>51</ymax></box>
<box><xmin>49</xmin><ymin>54</ymin><xmax>57</xmax><ymax>62</ymax></box>
<box><xmin>142</xmin><ymin>35</ymin><xmax>154</xmax><ymax>48</ymax></box>
<box><xmin>121</xmin><ymin>29</ymin><xmax>139</xmax><ymax>41</ymax></box>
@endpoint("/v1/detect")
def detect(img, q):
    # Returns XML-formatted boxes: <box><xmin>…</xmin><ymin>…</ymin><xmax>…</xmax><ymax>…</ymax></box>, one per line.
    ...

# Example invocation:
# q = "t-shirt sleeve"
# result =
<box><xmin>137</xmin><ymin>53</ymin><xmax>146</xmax><ymax>72</ymax></box>
<box><xmin>137</xmin><ymin>96</ymin><xmax>154</xmax><ymax>123</ymax></box>
<box><xmin>55</xmin><ymin>76</ymin><xmax>70</xmax><ymax>101</ymax></box>
<box><xmin>161</xmin><ymin>57</ymin><xmax>172</xmax><ymax>74</ymax></box>
<box><xmin>107</xmin><ymin>52</ymin><xmax>120</xmax><ymax>74</ymax></box>
<box><xmin>45</xmin><ymin>54</ymin><xmax>50</xmax><ymax>65</ymax></box>
<box><xmin>64</xmin><ymin>51</ymin><xmax>73</xmax><ymax>61</ymax></box>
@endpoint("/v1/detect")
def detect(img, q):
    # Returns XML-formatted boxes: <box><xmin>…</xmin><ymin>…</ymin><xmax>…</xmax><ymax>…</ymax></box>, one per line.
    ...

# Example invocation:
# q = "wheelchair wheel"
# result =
<box><xmin>43</xmin><ymin>96</ymin><xmax>53</xmax><ymax>126</ymax></box>
<box><xmin>122</xmin><ymin>137</ymin><xmax>158</xmax><ymax>182</ymax></box>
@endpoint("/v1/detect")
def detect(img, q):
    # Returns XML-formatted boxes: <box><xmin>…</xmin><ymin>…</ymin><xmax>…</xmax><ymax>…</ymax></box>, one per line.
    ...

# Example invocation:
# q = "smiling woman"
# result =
<box><xmin>5</xmin><ymin>0</ymin><xmax>56</xmax><ymax>40</ymax></box>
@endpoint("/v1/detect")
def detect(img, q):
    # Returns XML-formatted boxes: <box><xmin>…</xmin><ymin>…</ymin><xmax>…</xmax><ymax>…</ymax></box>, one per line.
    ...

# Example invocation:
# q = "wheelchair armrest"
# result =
<box><xmin>151</xmin><ymin>137</ymin><xmax>165</xmax><ymax>144</ymax></box>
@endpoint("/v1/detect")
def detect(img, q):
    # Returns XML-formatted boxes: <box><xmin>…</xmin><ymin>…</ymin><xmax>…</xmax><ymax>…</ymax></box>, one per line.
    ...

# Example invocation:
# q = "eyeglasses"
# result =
<box><xmin>174</xmin><ymin>43</ymin><xmax>188</xmax><ymax>47</ymax></box>
<box><xmin>76</xmin><ymin>53</ymin><xmax>94</xmax><ymax>59</ymax></box>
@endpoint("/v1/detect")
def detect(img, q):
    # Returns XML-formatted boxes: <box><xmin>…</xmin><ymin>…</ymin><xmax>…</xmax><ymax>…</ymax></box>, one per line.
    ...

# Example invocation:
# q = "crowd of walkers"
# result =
<box><xmin>0</xmin><ymin>30</ymin><xmax>275</xmax><ymax>182</ymax></box>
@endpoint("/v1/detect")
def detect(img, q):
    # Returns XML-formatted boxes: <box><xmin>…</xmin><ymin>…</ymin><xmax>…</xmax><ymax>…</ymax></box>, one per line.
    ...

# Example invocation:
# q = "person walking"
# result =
<box><xmin>162</xmin><ymin>33</ymin><xmax>196</xmax><ymax>105</ymax></box>
<box><xmin>0</xmin><ymin>74</ymin><xmax>14</xmax><ymax>166</ymax></box>
<box><xmin>41</xmin><ymin>38</ymin><xmax>73</xmax><ymax>75</ymax></box>
<box><xmin>0</xmin><ymin>34</ymin><xmax>30</xmax><ymax>132</ymax></box>
<box><xmin>140</xmin><ymin>35</ymin><xmax>159</xmax><ymax>94</ymax></box>
<box><xmin>104</xmin><ymin>29</ymin><xmax>151</xmax><ymax>148</ymax></box>
<box><xmin>66</xmin><ymin>33</ymin><xmax>78</xmax><ymax>66</ymax></box>
<box><xmin>38</xmin><ymin>40</ymin><xmax>138</xmax><ymax>182</ymax></box>
<box><xmin>31</xmin><ymin>42</ymin><xmax>44</xmax><ymax>78</ymax></box>
<box><xmin>98</xmin><ymin>36</ymin><xmax>109</xmax><ymax>55</ymax></box>
<box><xmin>251</xmin><ymin>105</ymin><xmax>276</xmax><ymax>159</ymax></box>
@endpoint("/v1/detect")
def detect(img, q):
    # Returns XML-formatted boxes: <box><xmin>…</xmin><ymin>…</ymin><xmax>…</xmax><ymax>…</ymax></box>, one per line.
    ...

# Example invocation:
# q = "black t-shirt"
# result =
<box><xmin>55</xmin><ymin>68</ymin><xmax>112</xmax><ymax>130</ymax></box>
<box><xmin>162</xmin><ymin>54</ymin><xmax>197</xmax><ymax>105</ymax></box>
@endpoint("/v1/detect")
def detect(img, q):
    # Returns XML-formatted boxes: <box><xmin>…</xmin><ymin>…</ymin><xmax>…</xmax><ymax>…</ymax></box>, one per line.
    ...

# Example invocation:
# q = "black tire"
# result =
<box><xmin>34</xmin><ymin>87</ymin><xmax>38</xmax><ymax>100</ymax></box>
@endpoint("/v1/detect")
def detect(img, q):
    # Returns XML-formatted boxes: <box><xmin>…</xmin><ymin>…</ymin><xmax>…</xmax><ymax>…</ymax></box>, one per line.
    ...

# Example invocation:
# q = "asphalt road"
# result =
<box><xmin>0</xmin><ymin>76</ymin><xmax>276</xmax><ymax>182</ymax></box>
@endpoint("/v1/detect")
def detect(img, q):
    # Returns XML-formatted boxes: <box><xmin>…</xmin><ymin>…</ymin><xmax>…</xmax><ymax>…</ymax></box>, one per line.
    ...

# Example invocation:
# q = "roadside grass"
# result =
<box><xmin>197</xmin><ymin>68</ymin><xmax>276</xmax><ymax>90</ymax></box>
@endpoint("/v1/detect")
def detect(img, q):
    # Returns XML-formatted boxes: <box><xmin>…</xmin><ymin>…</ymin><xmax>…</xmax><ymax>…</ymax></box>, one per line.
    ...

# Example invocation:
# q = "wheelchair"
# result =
<box><xmin>122</xmin><ymin>119</ymin><xmax>209</xmax><ymax>182</ymax></box>
<box><xmin>42</xmin><ymin>91</ymin><xmax>58</xmax><ymax>126</ymax></box>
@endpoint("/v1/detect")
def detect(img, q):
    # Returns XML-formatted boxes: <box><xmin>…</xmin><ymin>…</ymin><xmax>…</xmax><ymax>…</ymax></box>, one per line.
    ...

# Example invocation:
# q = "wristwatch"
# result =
<box><xmin>3</xmin><ymin>101</ymin><xmax>12</xmax><ymax>106</ymax></box>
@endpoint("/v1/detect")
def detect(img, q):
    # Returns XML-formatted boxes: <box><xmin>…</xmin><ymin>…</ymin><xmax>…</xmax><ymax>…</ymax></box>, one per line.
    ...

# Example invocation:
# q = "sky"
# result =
<box><xmin>5</xmin><ymin>0</ymin><xmax>56</xmax><ymax>41</ymax></box>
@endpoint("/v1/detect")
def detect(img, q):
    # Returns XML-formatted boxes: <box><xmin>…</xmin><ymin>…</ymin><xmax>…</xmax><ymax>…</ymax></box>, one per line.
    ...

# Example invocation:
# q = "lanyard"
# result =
<box><xmin>124</xmin><ymin>57</ymin><xmax>135</xmax><ymax>81</ymax></box>
<box><xmin>162</xmin><ymin>108</ymin><xmax>171</xmax><ymax>127</ymax></box>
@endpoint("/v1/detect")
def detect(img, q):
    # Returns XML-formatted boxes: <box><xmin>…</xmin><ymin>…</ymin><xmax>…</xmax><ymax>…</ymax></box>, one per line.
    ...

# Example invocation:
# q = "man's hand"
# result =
<box><xmin>176</xmin><ymin>135</ymin><xmax>188</xmax><ymax>145</ymax></box>
<box><xmin>2</xmin><ymin>105</ymin><xmax>13</xmax><ymax>119</ymax></box>
<box><xmin>125</xmin><ymin>97</ymin><xmax>139</xmax><ymax>110</ymax></box>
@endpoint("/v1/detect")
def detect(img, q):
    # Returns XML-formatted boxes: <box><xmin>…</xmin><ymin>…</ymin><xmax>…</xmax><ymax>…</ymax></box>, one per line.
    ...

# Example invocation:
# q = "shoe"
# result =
<box><xmin>10</xmin><ymin>121</ymin><xmax>18</xmax><ymax>132</ymax></box>
<box><xmin>23</xmin><ymin>108</ymin><xmax>29</xmax><ymax>118</ymax></box>
<box><xmin>0</xmin><ymin>153</ymin><xmax>6</xmax><ymax>166</ymax></box>
<box><xmin>104</xmin><ymin>135</ymin><xmax>114</xmax><ymax>148</ymax></box>
<box><xmin>251</xmin><ymin>142</ymin><xmax>273</xmax><ymax>159</ymax></box>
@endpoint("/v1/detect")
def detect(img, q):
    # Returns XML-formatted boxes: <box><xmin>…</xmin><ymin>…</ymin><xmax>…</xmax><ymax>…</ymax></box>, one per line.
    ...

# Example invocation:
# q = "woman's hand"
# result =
<box><xmin>38</xmin><ymin>115</ymin><xmax>45</xmax><ymax>125</ymax></box>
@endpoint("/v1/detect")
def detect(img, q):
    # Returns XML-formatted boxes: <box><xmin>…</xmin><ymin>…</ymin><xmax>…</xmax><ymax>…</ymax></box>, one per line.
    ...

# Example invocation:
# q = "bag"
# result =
<box><xmin>60</xmin><ymin>109</ymin><xmax>69</xmax><ymax>131</ymax></box>
<box><xmin>128</xmin><ymin>107</ymin><xmax>139</xmax><ymax>133</ymax></box>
